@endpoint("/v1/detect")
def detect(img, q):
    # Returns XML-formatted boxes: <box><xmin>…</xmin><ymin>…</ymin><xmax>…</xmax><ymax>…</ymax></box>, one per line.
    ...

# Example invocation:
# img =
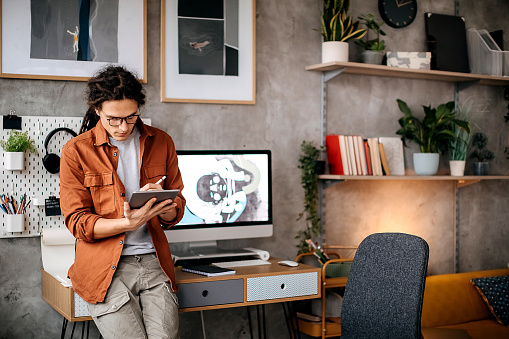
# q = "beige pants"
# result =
<box><xmin>87</xmin><ymin>253</ymin><xmax>179</xmax><ymax>339</ymax></box>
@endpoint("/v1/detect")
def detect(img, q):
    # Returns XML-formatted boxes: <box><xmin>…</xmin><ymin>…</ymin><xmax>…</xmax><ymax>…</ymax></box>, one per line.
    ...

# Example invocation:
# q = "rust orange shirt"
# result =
<box><xmin>60</xmin><ymin>119</ymin><xmax>185</xmax><ymax>304</ymax></box>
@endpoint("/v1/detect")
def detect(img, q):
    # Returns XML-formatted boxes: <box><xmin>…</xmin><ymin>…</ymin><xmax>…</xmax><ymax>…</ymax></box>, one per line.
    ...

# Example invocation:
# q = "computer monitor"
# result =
<box><xmin>165</xmin><ymin>150</ymin><xmax>273</xmax><ymax>250</ymax></box>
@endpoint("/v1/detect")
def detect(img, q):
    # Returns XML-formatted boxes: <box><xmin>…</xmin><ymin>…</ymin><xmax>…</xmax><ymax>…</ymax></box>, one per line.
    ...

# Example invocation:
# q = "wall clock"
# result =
<box><xmin>378</xmin><ymin>0</ymin><xmax>417</xmax><ymax>28</ymax></box>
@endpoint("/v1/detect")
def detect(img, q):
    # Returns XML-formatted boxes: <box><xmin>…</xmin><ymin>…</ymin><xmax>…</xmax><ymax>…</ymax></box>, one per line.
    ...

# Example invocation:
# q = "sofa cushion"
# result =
<box><xmin>471</xmin><ymin>276</ymin><xmax>509</xmax><ymax>326</ymax></box>
<box><xmin>421</xmin><ymin>269</ymin><xmax>509</xmax><ymax>328</ymax></box>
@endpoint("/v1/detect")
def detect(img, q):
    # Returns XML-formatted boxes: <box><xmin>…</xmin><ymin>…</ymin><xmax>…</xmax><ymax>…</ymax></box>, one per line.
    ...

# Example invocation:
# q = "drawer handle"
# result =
<box><xmin>280</xmin><ymin>283</ymin><xmax>286</xmax><ymax>290</ymax></box>
<box><xmin>202</xmin><ymin>290</ymin><xmax>209</xmax><ymax>297</ymax></box>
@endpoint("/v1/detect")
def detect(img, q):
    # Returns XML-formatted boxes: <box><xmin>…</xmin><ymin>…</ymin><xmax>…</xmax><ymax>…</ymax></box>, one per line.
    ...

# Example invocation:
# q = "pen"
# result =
<box><xmin>155</xmin><ymin>176</ymin><xmax>167</xmax><ymax>185</ymax></box>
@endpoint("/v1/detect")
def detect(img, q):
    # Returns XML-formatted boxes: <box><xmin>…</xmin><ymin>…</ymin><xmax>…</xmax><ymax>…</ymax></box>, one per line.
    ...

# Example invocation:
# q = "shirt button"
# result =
<box><xmin>119</xmin><ymin>240</ymin><xmax>123</xmax><ymax>245</ymax></box>
<box><xmin>112</xmin><ymin>304</ymin><xmax>117</xmax><ymax>309</ymax></box>
<box><xmin>112</xmin><ymin>265</ymin><xmax>116</xmax><ymax>270</ymax></box>
<box><xmin>113</xmin><ymin>152</ymin><xmax>117</xmax><ymax>156</ymax></box>
<box><xmin>121</xmin><ymin>193</ymin><xmax>125</xmax><ymax>197</ymax></box>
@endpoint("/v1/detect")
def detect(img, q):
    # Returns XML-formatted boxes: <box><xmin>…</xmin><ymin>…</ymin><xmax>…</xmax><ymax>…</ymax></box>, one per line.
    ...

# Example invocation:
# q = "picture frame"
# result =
<box><xmin>161</xmin><ymin>0</ymin><xmax>256</xmax><ymax>104</ymax></box>
<box><xmin>0</xmin><ymin>0</ymin><xmax>147</xmax><ymax>82</ymax></box>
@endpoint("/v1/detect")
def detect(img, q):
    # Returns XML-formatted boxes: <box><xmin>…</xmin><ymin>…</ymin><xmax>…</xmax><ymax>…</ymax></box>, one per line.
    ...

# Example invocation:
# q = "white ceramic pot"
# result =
<box><xmin>322</xmin><ymin>41</ymin><xmax>349</xmax><ymax>63</ymax></box>
<box><xmin>361</xmin><ymin>51</ymin><xmax>385</xmax><ymax>65</ymax></box>
<box><xmin>413</xmin><ymin>153</ymin><xmax>439</xmax><ymax>176</ymax></box>
<box><xmin>449</xmin><ymin>160</ymin><xmax>466</xmax><ymax>176</ymax></box>
<box><xmin>3</xmin><ymin>151</ymin><xmax>24</xmax><ymax>170</ymax></box>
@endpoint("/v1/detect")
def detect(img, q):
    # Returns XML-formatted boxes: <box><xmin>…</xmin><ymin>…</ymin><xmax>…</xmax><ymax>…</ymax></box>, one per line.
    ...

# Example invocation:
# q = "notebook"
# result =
<box><xmin>181</xmin><ymin>265</ymin><xmax>236</xmax><ymax>277</ymax></box>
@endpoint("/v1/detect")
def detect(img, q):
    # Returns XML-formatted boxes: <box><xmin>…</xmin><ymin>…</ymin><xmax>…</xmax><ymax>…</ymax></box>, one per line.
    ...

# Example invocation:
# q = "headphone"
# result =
<box><xmin>43</xmin><ymin>127</ymin><xmax>78</xmax><ymax>174</ymax></box>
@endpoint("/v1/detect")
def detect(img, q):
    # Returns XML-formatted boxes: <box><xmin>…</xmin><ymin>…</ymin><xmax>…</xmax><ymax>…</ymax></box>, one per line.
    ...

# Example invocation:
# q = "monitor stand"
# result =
<box><xmin>170</xmin><ymin>241</ymin><xmax>269</xmax><ymax>266</ymax></box>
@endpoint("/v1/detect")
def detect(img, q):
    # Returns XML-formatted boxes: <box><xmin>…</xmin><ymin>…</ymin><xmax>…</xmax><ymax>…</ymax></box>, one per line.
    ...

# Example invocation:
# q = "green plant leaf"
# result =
<box><xmin>0</xmin><ymin>130</ymin><xmax>38</xmax><ymax>154</ymax></box>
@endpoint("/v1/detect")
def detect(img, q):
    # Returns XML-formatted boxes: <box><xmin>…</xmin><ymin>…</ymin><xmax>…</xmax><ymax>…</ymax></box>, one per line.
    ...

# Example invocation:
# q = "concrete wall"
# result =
<box><xmin>0</xmin><ymin>0</ymin><xmax>508</xmax><ymax>338</ymax></box>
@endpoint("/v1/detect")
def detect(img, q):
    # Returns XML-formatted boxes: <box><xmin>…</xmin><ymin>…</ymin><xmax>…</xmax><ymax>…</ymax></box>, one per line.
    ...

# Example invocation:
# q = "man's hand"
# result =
<box><xmin>122</xmin><ymin>197</ymin><xmax>176</xmax><ymax>231</ymax></box>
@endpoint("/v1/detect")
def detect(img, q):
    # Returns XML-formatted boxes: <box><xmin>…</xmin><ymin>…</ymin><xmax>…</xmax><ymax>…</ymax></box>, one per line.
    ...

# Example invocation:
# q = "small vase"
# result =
<box><xmin>413</xmin><ymin>153</ymin><xmax>439</xmax><ymax>176</ymax></box>
<box><xmin>3</xmin><ymin>151</ymin><xmax>24</xmax><ymax>170</ymax></box>
<box><xmin>361</xmin><ymin>51</ymin><xmax>385</xmax><ymax>65</ymax></box>
<box><xmin>449</xmin><ymin>160</ymin><xmax>466</xmax><ymax>176</ymax></box>
<box><xmin>322</xmin><ymin>41</ymin><xmax>349</xmax><ymax>63</ymax></box>
<box><xmin>472</xmin><ymin>162</ymin><xmax>489</xmax><ymax>176</ymax></box>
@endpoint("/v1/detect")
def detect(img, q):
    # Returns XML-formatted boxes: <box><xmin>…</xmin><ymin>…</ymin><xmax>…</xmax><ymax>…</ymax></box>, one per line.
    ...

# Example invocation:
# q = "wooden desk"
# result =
<box><xmin>41</xmin><ymin>258</ymin><xmax>321</xmax><ymax>319</ymax></box>
<box><xmin>176</xmin><ymin>258</ymin><xmax>322</xmax><ymax>312</ymax></box>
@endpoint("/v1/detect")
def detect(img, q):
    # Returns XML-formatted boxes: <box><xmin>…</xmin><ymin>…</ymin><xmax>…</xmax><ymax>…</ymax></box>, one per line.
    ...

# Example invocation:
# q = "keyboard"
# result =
<box><xmin>211</xmin><ymin>259</ymin><xmax>271</xmax><ymax>268</ymax></box>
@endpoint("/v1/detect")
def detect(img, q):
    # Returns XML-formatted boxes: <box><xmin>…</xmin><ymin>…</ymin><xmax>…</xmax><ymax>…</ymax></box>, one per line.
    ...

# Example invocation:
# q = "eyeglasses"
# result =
<box><xmin>103</xmin><ymin>111</ymin><xmax>140</xmax><ymax>127</ymax></box>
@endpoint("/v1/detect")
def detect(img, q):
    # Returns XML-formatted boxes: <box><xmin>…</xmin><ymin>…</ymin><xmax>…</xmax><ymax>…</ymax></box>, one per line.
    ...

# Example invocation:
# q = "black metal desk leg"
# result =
<box><xmin>262</xmin><ymin>305</ymin><xmax>266</xmax><ymax>339</ymax></box>
<box><xmin>247</xmin><ymin>306</ymin><xmax>254</xmax><ymax>339</ymax></box>
<box><xmin>61</xmin><ymin>318</ymin><xmax>68</xmax><ymax>339</ymax></box>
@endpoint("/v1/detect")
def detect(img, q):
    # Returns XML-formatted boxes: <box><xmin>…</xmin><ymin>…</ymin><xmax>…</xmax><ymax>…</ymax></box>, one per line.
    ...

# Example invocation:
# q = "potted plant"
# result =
<box><xmin>355</xmin><ymin>14</ymin><xmax>386</xmax><ymax>65</ymax></box>
<box><xmin>296</xmin><ymin>141</ymin><xmax>325</xmax><ymax>254</ymax></box>
<box><xmin>320</xmin><ymin>0</ymin><xmax>366</xmax><ymax>63</ymax></box>
<box><xmin>469</xmin><ymin>132</ymin><xmax>495</xmax><ymax>175</ymax></box>
<box><xmin>1</xmin><ymin>130</ymin><xmax>38</xmax><ymax>170</ymax></box>
<box><xmin>448</xmin><ymin>98</ymin><xmax>484</xmax><ymax>176</ymax></box>
<box><xmin>396</xmin><ymin>99</ymin><xmax>470</xmax><ymax>176</ymax></box>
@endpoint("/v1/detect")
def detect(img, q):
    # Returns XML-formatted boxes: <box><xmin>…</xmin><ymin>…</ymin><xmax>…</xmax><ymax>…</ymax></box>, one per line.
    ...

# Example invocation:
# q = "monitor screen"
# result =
<box><xmin>165</xmin><ymin>150</ymin><xmax>273</xmax><ymax>244</ymax></box>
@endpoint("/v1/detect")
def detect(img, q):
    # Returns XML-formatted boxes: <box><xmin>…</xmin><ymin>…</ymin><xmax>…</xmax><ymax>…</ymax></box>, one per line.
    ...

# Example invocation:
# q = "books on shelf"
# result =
<box><xmin>378</xmin><ymin>137</ymin><xmax>405</xmax><ymax>175</ymax></box>
<box><xmin>325</xmin><ymin>134</ymin><xmax>404</xmax><ymax>176</ymax></box>
<box><xmin>325</xmin><ymin>135</ymin><xmax>344</xmax><ymax>175</ymax></box>
<box><xmin>182</xmin><ymin>265</ymin><xmax>236</xmax><ymax>277</ymax></box>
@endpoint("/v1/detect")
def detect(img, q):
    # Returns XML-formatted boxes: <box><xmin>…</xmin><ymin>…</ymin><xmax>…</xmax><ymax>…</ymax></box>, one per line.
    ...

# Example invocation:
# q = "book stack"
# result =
<box><xmin>326</xmin><ymin>135</ymin><xmax>405</xmax><ymax>176</ymax></box>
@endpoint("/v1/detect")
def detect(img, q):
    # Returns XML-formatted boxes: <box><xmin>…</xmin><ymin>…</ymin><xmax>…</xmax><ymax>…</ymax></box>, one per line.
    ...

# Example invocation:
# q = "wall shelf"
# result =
<box><xmin>308</xmin><ymin>59</ymin><xmax>509</xmax><ymax>276</ymax></box>
<box><xmin>319</xmin><ymin>175</ymin><xmax>509</xmax><ymax>188</ymax></box>
<box><xmin>306</xmin><ymin>61</ymin><xmax>509</xmax><ymax>86</ymax></box>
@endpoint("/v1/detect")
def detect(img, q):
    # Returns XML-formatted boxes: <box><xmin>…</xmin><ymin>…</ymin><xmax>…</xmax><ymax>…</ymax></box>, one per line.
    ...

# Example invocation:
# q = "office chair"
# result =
<box><xmin>340</xmin><ymin>232</ymin><xmax>429</xmax><ymax>339</ymax></box>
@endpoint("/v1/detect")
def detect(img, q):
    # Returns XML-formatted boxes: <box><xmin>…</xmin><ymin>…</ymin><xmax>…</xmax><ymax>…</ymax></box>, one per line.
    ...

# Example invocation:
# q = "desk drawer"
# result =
<box><xmin>177</xmin><ymin>279</ymin><xmax>244</xmax><ymax>308</ymax></box>
<box><xmin>246</xmin><ymin>272</ymin><xmax>318</xmax><ymax>301</ymax></box>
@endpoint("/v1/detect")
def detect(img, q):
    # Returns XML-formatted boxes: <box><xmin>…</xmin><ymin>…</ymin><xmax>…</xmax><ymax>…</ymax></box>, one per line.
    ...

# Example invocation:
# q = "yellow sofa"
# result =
<box><xmin>421</xmin><ymin>268</ymin><xmax>509</xmax><ymax>339</ymax></box>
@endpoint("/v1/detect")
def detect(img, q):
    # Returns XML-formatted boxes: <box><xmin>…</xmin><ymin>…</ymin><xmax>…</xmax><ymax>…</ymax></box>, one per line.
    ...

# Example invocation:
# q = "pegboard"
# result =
<box><xmin>0</xmin><ymin>116</ymin><xmax>82</xmax><ymax>238</ymax></box>
<box><xmin>0</xmin><ymin>116</ymin><xmax>151</xmax><ymax>238</ymax></box>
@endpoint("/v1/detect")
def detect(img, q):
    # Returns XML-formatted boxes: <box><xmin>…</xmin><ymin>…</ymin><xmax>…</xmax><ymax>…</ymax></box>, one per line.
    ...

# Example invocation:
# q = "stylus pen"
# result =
<box><xmin>155</xmin><ymin>176</ymin><xmax>167</xmax><ymax>185</ymax></box>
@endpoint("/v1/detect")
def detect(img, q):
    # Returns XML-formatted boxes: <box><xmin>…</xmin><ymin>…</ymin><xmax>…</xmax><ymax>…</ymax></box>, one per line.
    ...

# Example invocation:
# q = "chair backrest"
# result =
<box><xmin>340</xmin><ymin>232</ymin><xmax>429</xmax><ymax>339</ymax></box>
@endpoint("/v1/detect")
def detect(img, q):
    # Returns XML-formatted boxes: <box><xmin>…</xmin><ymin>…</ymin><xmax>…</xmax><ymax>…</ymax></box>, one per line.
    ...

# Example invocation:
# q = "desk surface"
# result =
<box><xmin>176</xmin><ymin>258</ymin><xmax>319</xmax><ymax>282</ymax></box>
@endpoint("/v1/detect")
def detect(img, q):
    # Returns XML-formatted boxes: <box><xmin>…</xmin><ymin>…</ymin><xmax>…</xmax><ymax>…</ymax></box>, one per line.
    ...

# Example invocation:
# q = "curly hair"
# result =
<box><xmin>79</xmin><ymin>65</ymin><xmax>146</xmax><ymax>134</ymax></box>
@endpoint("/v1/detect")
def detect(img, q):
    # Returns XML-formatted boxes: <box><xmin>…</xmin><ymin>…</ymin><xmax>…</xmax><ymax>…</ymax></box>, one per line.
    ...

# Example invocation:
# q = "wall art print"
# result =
<box><xmin>0</xmin><ymin>0</ymin><xmax>146</xmax><ymax>81</ymax></box>
<box><xmin>161</xmin><ymin>0</ymin><xmax>255</xmax><ymax>104</ymax></box>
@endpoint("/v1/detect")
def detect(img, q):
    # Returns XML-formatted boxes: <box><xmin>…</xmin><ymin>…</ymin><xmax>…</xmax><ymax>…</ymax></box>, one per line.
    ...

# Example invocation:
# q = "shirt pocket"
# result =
<box><xmin>143</xmin><ymin>165</ymin><xmax>167</xmax><ymax>183</ymax></box>
<box><xmin>84</xmin><ymin>172</ymin><xmax>116</xmax><ymax>215</ymax></box>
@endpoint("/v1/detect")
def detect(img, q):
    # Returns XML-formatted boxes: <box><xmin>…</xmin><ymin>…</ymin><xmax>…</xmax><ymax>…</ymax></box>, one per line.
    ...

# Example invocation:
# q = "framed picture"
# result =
<box><xmin>161</xmin><ymin>0</ymin><xmax>256</xmax><ymax>104</ymax></box>
<box><xmin>0</xmin><ymin>0</ymin><xmax>147</xmax><ymax>82</ymax></box>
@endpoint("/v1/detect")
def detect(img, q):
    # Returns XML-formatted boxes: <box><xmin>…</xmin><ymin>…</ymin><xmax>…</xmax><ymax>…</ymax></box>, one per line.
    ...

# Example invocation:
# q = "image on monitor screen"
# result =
<box><xmin>174</xmin><ymin>150</ymin><xmax>272</xmax><ymax>232</ymax></box>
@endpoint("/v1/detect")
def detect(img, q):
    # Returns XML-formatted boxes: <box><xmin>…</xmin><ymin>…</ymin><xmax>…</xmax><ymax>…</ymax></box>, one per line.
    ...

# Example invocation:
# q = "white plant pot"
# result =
<box><xmin>322</xmin><ymin>41</ymin><xmax>349</xmax><ymax>63</ymax></box>
<box><xmin>449</xmin><ymin>160</ymin><xmax>466</xmax><ymax>176</ymax></box>
<box><xmin>3</xmin><ymin>152</ymin><xmax>24</xmax><ymax>170</ymax></box>
<box><xmin>413</xmin><ymin>153</ymin><xmax>439</xmax><ymax>176</ymax></box>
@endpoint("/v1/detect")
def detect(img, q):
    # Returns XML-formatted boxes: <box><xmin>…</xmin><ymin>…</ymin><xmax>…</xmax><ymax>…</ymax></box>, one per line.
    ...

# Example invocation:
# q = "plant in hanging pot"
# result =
<box><xmin>355</xmin><ymin>13</ymin><xmax>386</xmax><ymax>65</ymax></box>
<box><xmin>319</xmin><ymin>0</ymin><xmax>366</xmax><ymax>63</ymax></box>
<box><xmin>0</xmin><ymin>130</ymin><xmax>38</xmax><ymax>170</ymax></box>
<box><xmin>296</xmin><ymin>141</ymin><xmax>325</xmax><ymax>254</ymax></box>
<box><xmin>396</xmin><ymin>99</ymin><xmax>470</xmax><ymax>176</ymax></box>
<box><xmin>468</xmin><ymin>132</ymin><xmax>495</xmax><ymax>176</ymax></box>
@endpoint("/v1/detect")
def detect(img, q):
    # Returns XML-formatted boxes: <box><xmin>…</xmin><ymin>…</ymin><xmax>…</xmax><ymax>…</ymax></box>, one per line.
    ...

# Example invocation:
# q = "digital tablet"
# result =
<box><xmin>129</xmin><ymin>189</ymin><xmax>180</xmax><ymax>209</ymax></box>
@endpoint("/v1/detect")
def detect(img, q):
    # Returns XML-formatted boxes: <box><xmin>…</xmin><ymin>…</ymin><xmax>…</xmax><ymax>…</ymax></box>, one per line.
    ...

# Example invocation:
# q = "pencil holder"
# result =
<box><xmin>6</xmin><ymin>214</ymin><xmax>24</xmax><ymax>233</ymax></box>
